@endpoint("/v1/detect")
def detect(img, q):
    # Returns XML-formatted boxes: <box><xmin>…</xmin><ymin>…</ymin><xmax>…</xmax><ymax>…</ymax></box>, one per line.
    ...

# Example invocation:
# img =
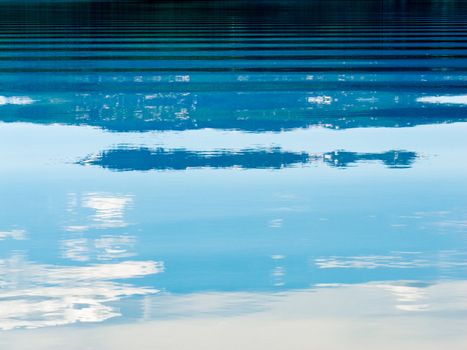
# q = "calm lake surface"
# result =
<box><xmin>0</xmin><ymin>1</ymin><xmax>466</xmax><ymax>349</ymax></box>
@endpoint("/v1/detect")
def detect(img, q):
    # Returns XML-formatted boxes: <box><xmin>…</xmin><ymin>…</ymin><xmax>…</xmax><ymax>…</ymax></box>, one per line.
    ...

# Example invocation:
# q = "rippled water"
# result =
<box><xmin>0</xmin><ymin>1</ymin><xmax>467</xmax><ymax>349</ymax></box>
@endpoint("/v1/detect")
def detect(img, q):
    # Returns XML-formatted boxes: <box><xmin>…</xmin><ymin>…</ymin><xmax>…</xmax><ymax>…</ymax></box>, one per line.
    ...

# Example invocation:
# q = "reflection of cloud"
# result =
<box><xmin>62</xmin><ymin>238</ymin><xmax>89</xmax><ymax>262</ymax></box>
<box><xmin>417</xmin><ymin>94</ymin><xmax>467</xmax><ymax>105</ymax></box>
<box><xmin>65</xmin><ymin>192</ymin><xmax>133</xmax><ymax>232</ymax></box>
<box><xmin>142</xmin><ymin>280</ymin><xmax>467</xmax><ymax>323</ymax></box>
<box><xmin>270</xmin><ymin>255</ymin><xmax>286</xmax><ymax>287</ymax></box>
<box><xmin>83</xmin><ymin>193</ymin><xmax>133</xmax><ymax>229</ymax></box>
<box><xmin>315</xmin><ymin>254</ymin><xmax>430</xmax><ymax>269</ymax></box>
<box><xmin>141</xmin><ymin>292</ymin><xmax>275</xmax><ymax>321</ymax></box>
<box><xmin>62</xmin><ymin>235</ymin><xmax>136</xmax><ymax>262</ymax></box>
<box><xmin>7</xmin><ymin>281</ymin><xmax>467</xmax><ymax>349</ymax></box>
<box><xmin>0</xmin><ymin>255</ymin><xmax>163</xmax><ymax>330</ymax></box>
<box><xmin>435</xmin><ymin>220</ymin><xmax>467</xmax><ymax>231</ymax></box>
<box><xmin>0</xmin><ymin>229</ymin><xmax>26</xmax><ymax>241</ymax></box>
<box><xmin>373</xmin><ymin>282</ymin><xmax>429</xmax><ymax>312</ymax></box>
<box><xmin>268</xmin><ymin>219</ymin><xmax>283</xmax><ymax>228</ymax></box>
<box><xmin>403</xmin><ymin>211</ymin><xmax>467</xmax><ymax>233</ymax></box>
<box><xmin>95</xmin><ymin>235</ymin><xmax>136</xmax><ymax>260</ymax></box>
<box><xmin>271</xmin><ymin>267</ymin><xmax>285</xmax><ymax>287</ymax></box>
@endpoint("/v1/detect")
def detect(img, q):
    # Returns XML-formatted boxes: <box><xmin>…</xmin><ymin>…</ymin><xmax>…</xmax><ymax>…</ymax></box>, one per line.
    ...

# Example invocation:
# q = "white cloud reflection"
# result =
<box><xmin>0</xmin><ymin>229</ymin><xmax>26</xmax><ymax>241</ymax></box>
<box><xmin>0</xmin><ymin>255</ymin><xmax>163</xmax><ymax>330</ymax></box>
<box><xmin>372</xmin><ymin>282</ymin><xmax>429</xmax><ymax>311</ymax></box>
<box><xmin>65</xmin><ymin>192</ymin><xmax>133</xmax><ymax>232</ymax></box>
<box><xmin>141</xmin><ymin>280</ymin><xmax>467</xmax><ymax>324</ymax></box>
<box><xmin>3</xmin><ymin>281</ymin><xmax>467</xmax><ymax>350</ymax></box>
<box><xmin>315</xmin><ymin>251</ymin><xmax>467</xmax><ymax>272</ymax></box>
<box><xmin>315</xmin><ymin>254</ymin><xmax>430</xmax><ymax>269</ymax></box>
<box><xmin>62</xmin><ymin>235</ymin><xmax>136</xmax><ymax>262</ymax></box>
<box><xmin>268</xmin><ymin>219</ymin><xmax>283</xmax><ymax>228</ymax></box>
<box><xmin>83</xmin><ymin>194</ymin><xmax>133</xmax><ymax>229</ymax></box>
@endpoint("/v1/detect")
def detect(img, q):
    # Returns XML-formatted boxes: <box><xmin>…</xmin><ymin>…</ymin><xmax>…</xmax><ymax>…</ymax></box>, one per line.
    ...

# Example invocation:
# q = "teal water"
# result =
<box><xmin>0</xmin><ymin>1</ymin><xmax>466</xmax><ymax>348</ymax></box>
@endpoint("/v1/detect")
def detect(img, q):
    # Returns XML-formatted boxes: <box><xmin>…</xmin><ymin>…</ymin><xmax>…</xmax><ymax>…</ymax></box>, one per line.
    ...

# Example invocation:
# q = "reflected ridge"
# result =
<box><xmin>79</xmin><ymin>147</ymin><xmax>418</xmax><ymax>171</ymax></box>
<box><xmin>0</xmin><ymin>91</ymin><xmax>466</xmax><ymax>132</ymax></box>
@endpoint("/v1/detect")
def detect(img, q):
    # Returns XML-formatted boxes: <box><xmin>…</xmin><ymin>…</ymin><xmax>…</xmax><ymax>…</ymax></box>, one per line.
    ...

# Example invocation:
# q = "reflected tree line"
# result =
<box><xmin>79</xmin><ymin>148</ymin><xmax>418</xmax><ymax>171</ymax></box>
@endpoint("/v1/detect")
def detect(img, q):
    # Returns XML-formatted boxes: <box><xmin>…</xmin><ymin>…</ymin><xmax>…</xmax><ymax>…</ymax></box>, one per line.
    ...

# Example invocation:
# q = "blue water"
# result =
<box><xmin>0</xmin><ymin>1</ymin><xmax>466</xmax><ymax>348</ymax></box>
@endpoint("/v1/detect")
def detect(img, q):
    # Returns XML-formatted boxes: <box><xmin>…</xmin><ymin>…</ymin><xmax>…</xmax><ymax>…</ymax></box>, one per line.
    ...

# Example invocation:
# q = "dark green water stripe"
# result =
<box><xmin>0</xmin><ymin>67</ymin><xmax>465</xmax><ymax>73</ymax></box>
<box><xmin>1</xmin><ymin>54</ymin><xmax>466</xmax><ymax>61</ymax></box>
<box><xmin>2</xmin><ymin>39</ymin><xmax>467</xmax><ymax>44</ymax></box>
<box><xmin>1</xmin><ymin>46</ymin><xmax>467</xmax><ymax>52</ymax></box>
<box><xmin>1</xmin><ymin>33</ymin><xmax>466</xmax><ymax>39</ymax></box>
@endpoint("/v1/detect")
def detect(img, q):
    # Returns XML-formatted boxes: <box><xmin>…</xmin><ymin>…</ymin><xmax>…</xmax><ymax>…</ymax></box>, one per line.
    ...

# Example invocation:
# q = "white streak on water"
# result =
<box><xmin>417</xmin><ymin>94</ymin><xmax>467</xmax><ymax>105</ymax></box>
<box><xmin>0</xmin><ymin>229</ymin><xmax>26</xmax><ymax>241</ymax></box>
<box><xmin>0</xmin><ymin>96</ymin><xmax>34</xmax><ymax>105</ymax></box>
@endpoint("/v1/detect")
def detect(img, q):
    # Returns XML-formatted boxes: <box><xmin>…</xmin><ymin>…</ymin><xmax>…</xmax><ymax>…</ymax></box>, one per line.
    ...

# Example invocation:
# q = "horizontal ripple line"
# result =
<box><xmin>1</xmin><ymin>67</ymin><xmax>465</xmax><ymax>73</ymax></box>
<box><xmin>2</xmin><ymin>46</ymin><xmax>467</xmax><ymax>52</ymax></box>
<box><xmin>2</xmin><ymin>39</ymin><xmax>467</xmax><ymax>44</ymax></box>
<box><xmin>1</xmin><ymin>54</ymin><xmax>466</xmax><ymax>61</ymax></box>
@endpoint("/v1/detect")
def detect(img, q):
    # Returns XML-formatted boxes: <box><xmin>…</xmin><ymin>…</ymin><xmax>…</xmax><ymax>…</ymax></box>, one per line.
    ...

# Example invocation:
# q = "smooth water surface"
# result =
<box><xmin>0</xmin><ymin>1</ymin><xmax>466</xmax><ymax>349</ymax></box>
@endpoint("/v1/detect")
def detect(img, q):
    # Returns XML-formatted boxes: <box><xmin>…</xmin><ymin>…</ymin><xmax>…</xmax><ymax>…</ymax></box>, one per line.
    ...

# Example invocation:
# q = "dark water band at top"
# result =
<box><xmin>0</xmin><ymin>1</ymin><xmax>465</xmax><ymax>134</ymax></box>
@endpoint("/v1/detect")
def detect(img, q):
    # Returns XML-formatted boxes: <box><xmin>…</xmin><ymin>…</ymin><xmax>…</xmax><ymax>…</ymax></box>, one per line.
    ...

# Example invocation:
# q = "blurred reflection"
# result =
<box><xmin>61</xmin><ymin>235</ymin><xmax>136</xmax><ymax>262</ymax></box>
<box><xmin>315</xmin><ymin>251</ymin><xmax>467</xmax><ymax>270</ymax></box>
<box><xmin>65</xmin><ymin>192</ymin><xmax>133</xmax><ymax>232</ymax></box>
<box><xmin>0</xmin><ymin>96</ymin><xmax>34</xmax><ymax>106</ymax></box>
<box><xmin>2</xmin><ymin>280</ymin><xmax>467</xmax><ymax>349</ymax></box>
<box><xmin>0</xmin><ymin>254</ymin><xmax>163</xmax><ymax>330</ymax></box>
<box><xmin>0</xmin><ymin>0</ymin><xmax>466</xmax><ymax>340</ymax></box>
<box><xmin>315</xmin><ymin>254</ymin><xmax>429</xmax><ymax>269</ymax></box>
<box><xmin>322</xmin><ymin>150</ymin><xmax>417</xmax><ymax>168</ymax></box>
<box><xmin>79</xmin><ymin>147</ymin><xmax>418</xmax><ymax>171</ymax></box>
<box><xmin>143</xmin><ymin>280</ymin><xmax>467</xmax><ymax>320</ymax></box>
<box><xmin>417</xmin><ymin>94</ymin><xmax>467</xmax><ymax>105</ymax></box>
<box><xmin>374</xmin><ymin>282</ymin><xmax>429</xmax><ymax>311</ymax></box>
<box><xmin>1</xmin><ymin>91</ymin><xmax>466</xmax><ymax>132</ymax></box>
<box><xmin>0</xmin><ymin>229</ymin><xmax>26</xmax><ymax>241</ymax></box>
<box><xmin>62</xmin><ymin>192</ymin><xmax>136</xmax><ymax>263</ymax></box>
<box><xmin>0</xmin><ymin>0</ymin><xmax>466</xmax><ymax>135</ymax></box>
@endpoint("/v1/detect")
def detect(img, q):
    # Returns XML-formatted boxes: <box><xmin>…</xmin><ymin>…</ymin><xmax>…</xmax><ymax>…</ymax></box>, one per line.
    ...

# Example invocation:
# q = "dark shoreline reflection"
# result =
<box><xmin>79</xmin><ymin>147</ymin><xmax>418</xmax><ymax>171</ymax></box>
<box><xmin>1</xmin><ymin>92</ymin><xmax>466</xmax><ymax>132</ymax></box>
<box><xmin>0</xmin><ymin>0</ymin><xmax>466</xmax><ymax>133</ymax></box>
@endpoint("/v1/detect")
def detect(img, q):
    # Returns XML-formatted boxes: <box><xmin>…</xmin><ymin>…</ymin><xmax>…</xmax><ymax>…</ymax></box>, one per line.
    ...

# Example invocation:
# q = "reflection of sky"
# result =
<box><xmin>0</xmin><ymin>229</ymin><xmax>26</xmax><ymax>241</ymax></box>
<box><xmin>65</xmin><ymin>192</ymin><xmax>133</xmax><ymax>232</ymax></box>
<box><xmin>143</xmin><ymin>280</ymin><xmax>467</xmax><ymax>319</ymax></box>
<box><xmin>1</xmin><ymin>122</ymin><xmax>466</xmax><ymax>296</ymax></box>
<box><xmin>1</xmin><ymin>122</ymin><xmax>466</xmax><ymax>292</ymax></box>
<box><xmin>0</xmin><ymin>0</ymin><xmax>466</xmax><ymax>340</ymax></box>
<box><xmin>0</xmin><ymin>255</ymin><xmax>163</xmax><ymax>330</ymax></box>
<box><xmin>315</xmin><ymin>251</ymin><xmax>467</xmax><ymax>271</ymax></box>
<box><xmin>61</xmin><ymin>235</ymin><xmax>136</xmax><ymax>262</ymax></box>
<box><xmin>2</xmin><ymin>282</ymin><xmax>467</xmax><ymax>349</ymax></box>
